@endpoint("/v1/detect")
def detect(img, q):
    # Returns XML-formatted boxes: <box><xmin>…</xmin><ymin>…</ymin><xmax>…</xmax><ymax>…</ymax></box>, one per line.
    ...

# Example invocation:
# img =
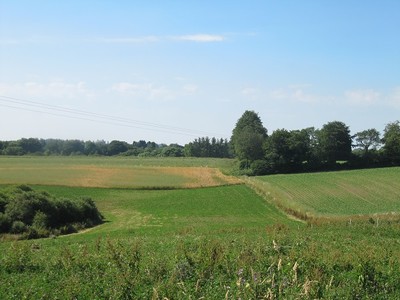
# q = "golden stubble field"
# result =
<box><xmin>0</xmin><ymin>157</ymin><xmax>242</xmax><ymax>188</ymax></box>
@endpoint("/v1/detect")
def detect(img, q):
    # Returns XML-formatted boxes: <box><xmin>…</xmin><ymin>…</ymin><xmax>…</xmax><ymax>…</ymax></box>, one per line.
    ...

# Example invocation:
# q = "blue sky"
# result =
<box><xmin>1</xmin><ymin>1</ymin><xmax>399</xmax><ymax>144</ymax></box>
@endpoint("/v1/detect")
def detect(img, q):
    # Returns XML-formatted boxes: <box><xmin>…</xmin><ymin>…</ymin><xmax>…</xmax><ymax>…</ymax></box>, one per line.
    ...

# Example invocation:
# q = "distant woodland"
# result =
<box><xmin>0</xmin><ymin>137</ymin><xmax>230</xmax><ymax>158</ymax></box>
<box><xmin>1</xmin><ymin>110</ymin><xmax>399</xmax><ymax>175</ymax></box>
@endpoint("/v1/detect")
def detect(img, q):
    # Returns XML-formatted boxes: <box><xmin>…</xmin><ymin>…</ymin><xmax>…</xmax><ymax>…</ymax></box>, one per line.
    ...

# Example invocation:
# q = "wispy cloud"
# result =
<box><xmin>0</xmin><ymin>81</ymin><xmax>94</xmax><ymax>99</ymax></box>
<box><xmin>269</xmin><ymin>85</ymin><xmax>320</xmax><ymax>104</ymax></box>
<box><xmin>1</xmin><ymin>33</ymin><xmax>227</xmax><ymax>45</ymax></box>
<box><xmin>100</xmin><ymin>34</ymin><xmax>226</xmax><ymax>43</ymax></box>
<box><xmin>344</xmin><ymin>89</ymin><xmax>380</xmax><ymax>106</ymax></box>
<box><xmin>173</xmin><ymin>34</ymin><xmax>225</xmax><ymax>42</ymax></box>
<box><xmin>111</xmin><ymin>81</ymin><xmax>198</xmax><ymax>101</ymax></box>
<box><xmin>95</xmin><ymin>36</ymin><xmax>160</xmax><ymax>43</ymax></box>
<box><xmin>389</xmin><ymin>87</ymin><xmax>400</xmax><ymax>108</ymax></box>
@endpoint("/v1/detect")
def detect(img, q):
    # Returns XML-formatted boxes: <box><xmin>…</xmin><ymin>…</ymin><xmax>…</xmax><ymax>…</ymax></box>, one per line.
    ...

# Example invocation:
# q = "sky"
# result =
<box><xmin>1</xmin><ymin>1</ymin><xmax>400</xmax><ymax>145</ymax></box>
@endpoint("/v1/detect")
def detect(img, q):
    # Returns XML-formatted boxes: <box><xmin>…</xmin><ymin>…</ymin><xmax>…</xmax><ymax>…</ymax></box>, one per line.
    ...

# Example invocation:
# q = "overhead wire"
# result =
<box><xmin>0</xmin><ymin>95</ymin><xmax>228</xmax><ymax>138</ymax></box>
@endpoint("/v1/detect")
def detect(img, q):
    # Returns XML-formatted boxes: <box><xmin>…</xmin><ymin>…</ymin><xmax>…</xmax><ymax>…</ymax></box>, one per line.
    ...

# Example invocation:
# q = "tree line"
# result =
<box><xmin>231</xmin><ymin>110</ymin><xmax>400</xmax><ymax>175</ymax></box>
<box><xmin>1</xmin><ymin>110</ymin><xmax>399</xmax><ymax>175</ymax></box>
<box><xmin>0</xmin><ymin>137</ymin><xmax>232</xmax><ymax>158</ymax></box>
<box><xmin>0</xmin><ymin>138</ymin><xmax>186</xmax><ymax>157</ymax></box>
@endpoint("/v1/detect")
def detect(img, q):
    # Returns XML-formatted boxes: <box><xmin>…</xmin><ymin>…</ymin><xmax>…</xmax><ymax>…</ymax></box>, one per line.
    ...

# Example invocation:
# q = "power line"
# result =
<box><xmin>0</xmin><ymin>95</ymin><xmax>228</xmax><ymax>138</ymax></box>
<box><xmin>0</xmin><ymin>102</ymin><xmax>203</xmax><ymax>137</ymax></box>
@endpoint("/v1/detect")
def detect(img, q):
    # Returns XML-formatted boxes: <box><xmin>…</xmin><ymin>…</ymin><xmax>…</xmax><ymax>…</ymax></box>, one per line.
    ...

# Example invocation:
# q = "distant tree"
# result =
<box><xmin>231</xmin><ymin>111</ymin><xmax>267</xmax><ymax>165</ymax></box>
<box><xmin>84</xmin><ymin>141</ymin><xmax>98</xmax><ymax>155</ymax></box>
<box><xmin>234</xmin><ymin>126</ymin><xmax>265</xmax><ymax>165</ymax></box>
<box><xmin>44</xmin><ymin>139</ymin><xmax>64</xmax><ymax>155</ymax></box>
<box><xmin>107</xmin><ymin>140</ymin><xmax>129</xmax><ymax>156</ymax></box>
<box><xmin>354</xmin><ymin>129</ymin><xmax>381</xmax><ymax>155</ymax></box>
<box><xmin>318</xmin><ymin>121</ymin><xmax>352</xmax><ymax>164</ymax></box>
<box><xmin>62</xmin><ymin>140</ymin><xmax>85</xmax><ymax>155</ymax></box>
<box><xmin>3</xmin><ymin>141</ymin><xmax>24</xmax><ymax>155</ymax></box>
<box><xmin>265</xmin><ymin>129</ymin><xmax>310</xmax><ymax>173</ymax></box>
<box><xmin>19</xmin><ymin>138</ymin><xmax>43</xmax><ymax>154</ymax></box>
<box><xmin>160</xmin><ymin>144</ymin><xmax>184</xmax><ymax>157</ymax></box>
<box><xmin>264</xmin><ymin>129</ymin><xmax>291</xmax><ymax>172</ymax></box>
<box><xmin>136</xmin><ymin>140</ymin><xmax>147</xmax><ymax>148</ymax></box>
<box><xmin>382</xmin><ymin>121</ymin><xmax>400</xmax><ymax>164</ymax></box>
<box><xmin>184</xmin><ymin>137</ymin><xmax>230</xmax><ymax>158</ymax></box>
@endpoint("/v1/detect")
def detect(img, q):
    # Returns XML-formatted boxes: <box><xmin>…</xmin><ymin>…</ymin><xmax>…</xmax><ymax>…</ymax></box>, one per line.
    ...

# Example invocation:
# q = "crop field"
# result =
<box><xmin>1</xmin><ymin>157</ymin><xmax>400</xmax><ymax>298</ymax></box>
<box><xmin>32</xmin><ymin>184</ymin><xmax>295</xmax><ymax>240</ymax></box>
<box><xmin>0</xmin><ymin>156</ymin><xmax>241</xmax><ymax>188</ymax></box>
<box><xmin>251</xmin><ymin>167</ymin><xmax>400</xmax><ymax>218</ymax></box>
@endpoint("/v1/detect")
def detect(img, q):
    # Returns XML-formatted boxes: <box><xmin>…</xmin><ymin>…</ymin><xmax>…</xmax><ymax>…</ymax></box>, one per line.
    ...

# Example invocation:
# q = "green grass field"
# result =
<box><xmin>36</xmin><ymin>184</ymin><xmax>295</xmax><ymax>240</ymax></box>
<box><xmin>1</xmin><ymin>157</ymin><xmax>400</xmax><ymax>298</ymax></box>
<box><xmin>251</xmin><ymin>167</ymin><xmax>400</xmax><ymax>218</ymax></box>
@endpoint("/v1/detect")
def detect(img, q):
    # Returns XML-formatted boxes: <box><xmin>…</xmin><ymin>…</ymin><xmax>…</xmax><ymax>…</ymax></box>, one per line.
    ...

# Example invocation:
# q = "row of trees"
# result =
<box><xmin>0</xmin><ymin>138</ymin><xmax>185</xmax><ymax>157</ymax></box>
<box><xmin>1</xmin><ymin>111</ymin><xmax>399</xmax><ymax>175</ymax></box>
<box><xmin>231</xmin><ymin>110</ymin><xmax>400</xmax><ymax>175</ymax></box>
<box><xmin>183</xmin><ymin>137</ymin><xmax>231</xmax><ymax>158</ymax></box>
<box><xmin>0</xmin><ymin>137</ymin><xmax>233</xmax><ymax>159</ymax></box>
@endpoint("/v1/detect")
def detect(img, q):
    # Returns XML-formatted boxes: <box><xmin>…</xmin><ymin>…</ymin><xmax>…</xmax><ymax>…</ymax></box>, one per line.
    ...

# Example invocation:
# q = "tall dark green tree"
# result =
<box><xmin>354</xmin><ymin>129</ymin><xmax>381</xmax><ymax>155</ymax></box>
<box><xmin>19</xmin><ymin>138</ymin><xmax>43</xmax><ymax>154</ymax></box>
<box><xmin>231</xmin><ymin>111</ymin><xmax>267</xmax><ymax>165</ymax></box>
<box><xmin>382</xmin><ymin>121</ymin><xmax>400</xmax><ymax>164</ymax></box>
<box><xmin>265</xmin><ymin>129</ymin><xmax>310</xmax><ymax>173</ymax></box>
<box><xmin>318</xmin><ymin>121</ymin><xmax>352</xmax><ymax>164</ymax></box>
<box><xmin>107</xmin><ymin>140</ymin><xmax>129</xmax><ymax>156</ymax></box>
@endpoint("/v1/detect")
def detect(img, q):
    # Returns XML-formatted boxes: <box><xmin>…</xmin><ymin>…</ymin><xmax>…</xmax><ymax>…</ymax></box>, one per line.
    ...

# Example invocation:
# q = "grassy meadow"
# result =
<box><xmin>1</xmin><ymin>156</ymin><xmax>400</xmax><ymax>298</ymax></box>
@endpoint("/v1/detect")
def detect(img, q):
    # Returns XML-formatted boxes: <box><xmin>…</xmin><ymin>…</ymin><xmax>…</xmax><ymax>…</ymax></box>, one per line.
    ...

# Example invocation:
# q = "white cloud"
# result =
<box><xmin>111</xmin><ymin>81</ymin><xmax>198</xmax><ymax>101</ymax></box>
<box><xmin>269</xmin><ymin>85</ymin><xmax>319</xmax><ymax>103</ymax></box>
<box><xmin>174</xmin><ymin>34</ymin><xmax>225</xmax><ymax>42</ymax></box>
<box><xmin>111</xmin><ymin>82</ymin><xmax>151</xmax><ymax>94</ymax></box>
<box><xmin>241</xmin><ymin>87</ymin><xmax>258</xmax><ymax>96</ymax></box>
<box><xmin>344</xmin><ymin>89</ymin><xmax>380</xmax><ymax>105</ymax></box>
<box><xmin>0</xmin><ymin>81</ymin><xmax>94</xmax><ymax>99</ymax></box>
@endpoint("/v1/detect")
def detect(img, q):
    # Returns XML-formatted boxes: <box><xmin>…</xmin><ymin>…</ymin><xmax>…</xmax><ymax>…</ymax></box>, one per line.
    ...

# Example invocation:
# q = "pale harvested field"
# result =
<box><xmin>0</xmin><ymin>158</ymin><xmax>241</xmax><ymax>188</ymax></box>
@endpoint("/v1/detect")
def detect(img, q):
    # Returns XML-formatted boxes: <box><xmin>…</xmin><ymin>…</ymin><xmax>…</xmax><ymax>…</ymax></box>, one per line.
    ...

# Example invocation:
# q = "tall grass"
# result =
<box><xmin>2</xmin><ymin>222</ymin><xmax>400</xmax><ymax>299</ymax></box>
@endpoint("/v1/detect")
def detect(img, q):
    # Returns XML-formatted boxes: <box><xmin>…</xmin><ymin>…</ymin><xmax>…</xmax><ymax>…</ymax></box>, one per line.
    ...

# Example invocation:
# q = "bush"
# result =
<box><xmin>250</xmin><ymin>160</ymin><xmax>271</xmax><ymax>176</ymax></box>
<box><xmin>0</xmin><ymin>212</ymin><xmax>11</xmax><ymax>233</ymax></box>
<box><xmin>0</xmin><ymin>186</ymin><xmax>103</xmax><ymax>239</ymax></box>
<box><xmin>32</xmin><ymin>211</ymin><xmax>48</xmax><ymax>229</ymax></box>
<box><xmin>11</xmin><ymin>220</ymin><xmax>26</xmax><ymax>234</ymax></box>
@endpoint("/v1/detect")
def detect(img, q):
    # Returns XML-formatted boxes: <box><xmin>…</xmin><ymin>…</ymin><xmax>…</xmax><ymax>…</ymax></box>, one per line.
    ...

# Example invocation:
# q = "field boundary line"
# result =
<box><xmin>242</xmin><ymin>177</ymin><xmax>306</xmax><ymax>224</ymax></box>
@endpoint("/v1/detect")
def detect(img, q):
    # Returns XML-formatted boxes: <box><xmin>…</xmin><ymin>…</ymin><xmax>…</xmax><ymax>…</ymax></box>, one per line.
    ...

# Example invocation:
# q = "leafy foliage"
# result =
<box><xmin>184</xmin><ymin>137</ymin><xmax>231</xmax><ymax>158</ymax></box>
<box><xmin>0</xmin><ymin>185</ymin><xmax>103</xmax><ymax>239</ymax></box>
<box><xmin>383</xmin><ymin>121</ymin><xmax>400</xmax><ymax>164</ymax></box>
<box><xmin>318</xmin><ymin>121</ymin><xmax>352</xmax><ymax>164</ymax></box>
<box><xmin>231</xmin><ymin>110</ymin><xmax>267</xmax><ymax>164</ymax></box>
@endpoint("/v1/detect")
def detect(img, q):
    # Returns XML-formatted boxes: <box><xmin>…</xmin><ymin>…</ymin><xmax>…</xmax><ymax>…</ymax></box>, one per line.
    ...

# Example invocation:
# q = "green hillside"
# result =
<box><xmin>252</xmin><ymin>167</ymin><xmax>400</xmax><ymax>217</ymax></box>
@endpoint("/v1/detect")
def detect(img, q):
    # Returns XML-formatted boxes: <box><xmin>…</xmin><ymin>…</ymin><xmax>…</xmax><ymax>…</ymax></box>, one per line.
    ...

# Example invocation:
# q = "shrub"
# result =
<box><xmin>0</xmin><ymin>186</ymin><xmax>103</xmax><ymax>239</ymax></box>
<box><xmin>32</xmin><ymin>211</ymin><xmax>48</xmax><ymax>229</ymax></box>
<box><xmin>0</xmin><ymin>212</ymin><xmax>11</xmax><ymax>233</ymax></box>
<box><xmin>11</xmin><ymin>220</ymin><xmax>26</xmax><ymax>234</ymax></box>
